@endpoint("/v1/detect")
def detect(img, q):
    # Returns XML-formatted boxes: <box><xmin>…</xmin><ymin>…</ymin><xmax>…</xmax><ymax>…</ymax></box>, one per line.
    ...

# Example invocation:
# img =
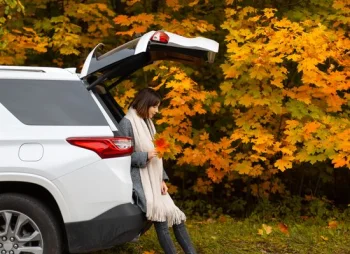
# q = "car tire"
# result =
<box><xmin>0</xmin><ymin>193</ymin><xmax>63</xmax><ymax>254</ymax></box>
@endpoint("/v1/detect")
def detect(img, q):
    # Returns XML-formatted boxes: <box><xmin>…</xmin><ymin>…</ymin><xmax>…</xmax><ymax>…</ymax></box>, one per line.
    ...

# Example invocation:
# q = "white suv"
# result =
<box><xmin>0</xmin><ymin>31</ymin><xmax>218</xmax><ymax>254</ymax></box>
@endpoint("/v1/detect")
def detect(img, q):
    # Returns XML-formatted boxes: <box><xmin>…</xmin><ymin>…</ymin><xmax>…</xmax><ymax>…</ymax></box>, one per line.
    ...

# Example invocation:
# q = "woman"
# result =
<box><xmin>119</xmin><ymin>88</ymin><xmax>197</xmax><ymax>254</ymax></box>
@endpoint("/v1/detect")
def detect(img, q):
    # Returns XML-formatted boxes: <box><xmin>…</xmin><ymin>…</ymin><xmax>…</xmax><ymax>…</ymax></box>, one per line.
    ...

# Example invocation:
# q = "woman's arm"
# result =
<box><xmin>119</xmin><ymin>118</ymin><xmax>148</xmax><ymax>168</ymax></box>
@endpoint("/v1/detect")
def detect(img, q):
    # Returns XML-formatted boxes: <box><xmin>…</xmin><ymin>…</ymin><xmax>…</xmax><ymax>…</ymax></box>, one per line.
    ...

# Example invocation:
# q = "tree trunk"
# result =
<box><xmin>110</xmin><ymin>0</ymin><xmax>127</xmax><ymax>14</ymax></box>
<box><xmin>151</xmin><ymin>0</ymin><xmax>161</xmax><ymax>12</ymax></box>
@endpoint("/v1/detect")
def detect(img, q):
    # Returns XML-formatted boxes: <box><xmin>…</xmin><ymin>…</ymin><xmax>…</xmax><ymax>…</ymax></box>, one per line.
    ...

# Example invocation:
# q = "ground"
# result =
<box><xmin>92</xmin><ymin>216</ymin><xmax>350</xmax><ymax>254</ymax></box>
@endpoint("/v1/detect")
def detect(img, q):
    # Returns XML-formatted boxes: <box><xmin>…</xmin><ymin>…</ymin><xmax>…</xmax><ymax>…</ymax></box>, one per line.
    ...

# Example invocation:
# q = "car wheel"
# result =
<box><xmin>0</xmin><ymin>193</ymin><xmax>63</xmax><ymax>254</ymax></box>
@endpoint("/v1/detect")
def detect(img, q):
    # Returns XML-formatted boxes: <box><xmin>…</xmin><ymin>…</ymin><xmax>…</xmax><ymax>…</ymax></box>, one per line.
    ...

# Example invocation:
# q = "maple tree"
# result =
<box><xmin>220</xmin><ymin>1</ymin><xmax>349</xmax><ymax>198</ymax></box>
<box><xmin>113</xmin><ymin>0</ymin><xmax>350</xmax><ymax>202</ymax></box>
<box><xmin>0</xmin><ymin>0</ymin><xmax>116</xmax><ymax>65</ymax></box>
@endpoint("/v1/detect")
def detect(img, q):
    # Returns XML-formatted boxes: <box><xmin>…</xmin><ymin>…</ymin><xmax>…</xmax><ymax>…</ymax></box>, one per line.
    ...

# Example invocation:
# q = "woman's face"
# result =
<box><xmin>148</xmin><ymin>103</ymin><xmax>160</xmax><ymax>119</ymax></box>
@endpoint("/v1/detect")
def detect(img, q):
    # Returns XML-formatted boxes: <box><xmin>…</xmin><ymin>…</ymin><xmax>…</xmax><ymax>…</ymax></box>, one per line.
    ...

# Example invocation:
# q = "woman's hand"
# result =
<box><xmin>147</xmin><ymin>149</ymin><xmax>158</xmax><ymax>160</ymax></box>
<box><xmin>161</xmin><ymin>181</ymin><xmax>168</xmax><ymax>195</ymax></box>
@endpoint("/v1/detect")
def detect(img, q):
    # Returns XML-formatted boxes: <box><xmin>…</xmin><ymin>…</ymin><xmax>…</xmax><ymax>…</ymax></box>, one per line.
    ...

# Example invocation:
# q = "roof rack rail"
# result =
<box><xmin>0</xmin><ymin>68</ymin><xmax>45</xmax><ymax>73</ymax></box>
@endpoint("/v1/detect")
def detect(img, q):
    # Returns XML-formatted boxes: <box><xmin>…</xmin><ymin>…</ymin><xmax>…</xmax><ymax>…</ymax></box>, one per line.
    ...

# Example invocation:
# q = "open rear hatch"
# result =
<box><xmin>80</xmin><ymin>30</ymin><xmax>219</xmax><ymax>91</ymax></box>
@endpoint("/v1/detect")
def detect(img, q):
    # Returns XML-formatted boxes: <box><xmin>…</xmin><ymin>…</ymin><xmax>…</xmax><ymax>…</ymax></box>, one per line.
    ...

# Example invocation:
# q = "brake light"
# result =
<box><xmin>66</xmin><ymin>137</ymin><xmax>133</xmax><ymax>159</ymax></box>
<box><xmin>150</xmin><ymin>31</ymin><xmax>169</xmax><ymax>44</ymax></box>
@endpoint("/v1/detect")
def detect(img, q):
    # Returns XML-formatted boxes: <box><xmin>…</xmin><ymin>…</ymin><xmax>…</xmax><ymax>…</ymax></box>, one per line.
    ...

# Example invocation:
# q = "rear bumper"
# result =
<box><xmin>65</xmin><ymin>203</ymin><xmax>146</xmax><ymax>253</ymax></box>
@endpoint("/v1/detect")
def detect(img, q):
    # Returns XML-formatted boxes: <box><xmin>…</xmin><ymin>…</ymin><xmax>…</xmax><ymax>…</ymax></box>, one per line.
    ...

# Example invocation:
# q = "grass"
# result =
<box><xmin>92</xmin><ymin>216</ymin><xmax>350</xmax><ymax>254</ymax></box>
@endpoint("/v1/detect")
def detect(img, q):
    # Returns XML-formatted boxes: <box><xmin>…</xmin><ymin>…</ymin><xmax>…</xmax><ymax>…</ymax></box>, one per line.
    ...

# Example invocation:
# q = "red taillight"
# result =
<box><xmin>150</xmin><ymin>31</ymin><xmax>169</xmax><ymax>44</ymax></box>
<box><xmin>66</xmin><ymin>137</ymin><xmax>133</xmax><ymax>159</ymax></box>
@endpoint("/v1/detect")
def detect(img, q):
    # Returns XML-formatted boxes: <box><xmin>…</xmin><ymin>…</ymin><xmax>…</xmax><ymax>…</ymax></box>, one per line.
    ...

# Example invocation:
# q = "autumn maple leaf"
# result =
<box><xmin>154</xmin><ymin>137</ymin><xmax>170</xmax><ymax>152</ymax></box>
<box><xmin>278</xmin><ymin>222</ymin><xmax>289</xmax><ymax>235</ymax></box>
<box><xmin>153</xmin><ymin>134</ymin><xmax>177</xmax><ymax>159</ymax></box>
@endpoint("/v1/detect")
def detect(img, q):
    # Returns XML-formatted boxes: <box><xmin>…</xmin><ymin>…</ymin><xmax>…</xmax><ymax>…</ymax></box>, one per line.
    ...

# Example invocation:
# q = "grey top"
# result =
<box><xmin>118</xmin><ymin>117</ymin><xmax>169</xmax><ymax>213</ymax></box>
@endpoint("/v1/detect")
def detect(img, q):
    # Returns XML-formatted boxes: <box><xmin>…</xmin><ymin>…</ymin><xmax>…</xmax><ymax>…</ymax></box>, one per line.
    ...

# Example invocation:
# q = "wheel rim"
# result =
<box><xmin>0</xmin><ymin>210</ymin><xmax>43</xmax><ymax>254</ymax></box>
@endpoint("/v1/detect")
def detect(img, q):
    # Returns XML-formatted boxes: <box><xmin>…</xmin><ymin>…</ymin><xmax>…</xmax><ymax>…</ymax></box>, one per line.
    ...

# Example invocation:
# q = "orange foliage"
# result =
<box><xmin>221</xmin><ymin>5</ymin><xmax>350</xmax><ymax>180</ymax></box>
<box><xmin>0</xmin><ymin>0</ymin><xmax>115</xmax><ymax>64</ymax></box>
<box><xmin>2</xmin><ymin>0</ymin><xmax>349</xmax><ymax>198</ymax></box>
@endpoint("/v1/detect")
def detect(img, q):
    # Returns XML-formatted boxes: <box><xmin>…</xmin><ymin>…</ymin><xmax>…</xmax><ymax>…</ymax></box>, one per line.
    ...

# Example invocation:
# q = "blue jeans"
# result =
<box><xmin>154</xmin><ymin>221</ymin><xmax>197</xmax><ymax>254</ymax></box>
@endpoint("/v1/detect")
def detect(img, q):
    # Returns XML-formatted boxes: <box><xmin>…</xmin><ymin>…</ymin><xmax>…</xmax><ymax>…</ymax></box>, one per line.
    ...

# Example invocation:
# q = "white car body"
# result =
<box><xmin>0</xmin><ymin>68</ymin><xmax>132</xmax><ymax>223</ymax></box>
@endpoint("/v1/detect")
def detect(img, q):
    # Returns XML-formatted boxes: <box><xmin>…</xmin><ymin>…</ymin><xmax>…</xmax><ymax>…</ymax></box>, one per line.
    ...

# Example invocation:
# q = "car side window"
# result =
<box><xmin>0</xmin><ymin>79</ymin><xmax>108</xmax><ymax>126</ymax></box>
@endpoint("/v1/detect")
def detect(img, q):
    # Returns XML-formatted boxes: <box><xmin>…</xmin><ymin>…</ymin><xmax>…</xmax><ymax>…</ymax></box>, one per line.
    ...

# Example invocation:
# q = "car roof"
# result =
<box><xmin>0</xmin><ymin>66</ymin><xmax>80</xmax><ymax>80</ymax></box>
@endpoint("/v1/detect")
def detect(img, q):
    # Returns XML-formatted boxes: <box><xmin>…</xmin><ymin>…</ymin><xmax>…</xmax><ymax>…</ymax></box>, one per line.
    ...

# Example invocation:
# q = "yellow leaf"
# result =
<box><xmin>320</xmin><ymin>236</ymin><xmax>328</xmax><ymax>241</ymax></box>
<box><xmin>274</xmin><ymin>156</ymin><xmax>294</xmax><ymax>172</ymax></box>
<box><xmin>303</xmin><ymin>121</ymin><xmax>321</xmax><ymax>139</ymax></box>
<box><xmin>114</xmin><ymin>15</ymin><xmax>131</xmax><ymax>26</ymax></box>
<box><xmin>225</xmin><ymin>0</ymin><xmax>235</xmax><ymax>6</ymax></box>
<box><xmin>152</xmin><ymin>75</ymin><xmax>160</xmax><ymax>81</ymax></box>
<box><xmin>263</xmin><ymin>224</ymin><xmax>272</xmax><ymax>235</ymax></box>
<box><xmin>193</xmin><ymin>102</ymin><xmax>206</xmax><ymax>114</ymax></box>
<box><xmin>143</xmin><ymin>251</ymin><xmax>156</xmax><ymax>254</ymax></box>
<box><xmin>189</xmin><ymin>0</ymin><xmax>200</xmax><ymax>7</ymax></box>
<box><xmin>166</xmin><ymin>0</ymin><xmax>182</xmax><ymax>11</ymax></box>
<box><xmin>328</xmin><ymin>220</ymin><xmax>338</xmax><ymax>229</ymax></box>
<box><xmin>285</xmin><ymin>120</ymin><xmax>300</xmax><ymax>129</ymax></box>
<box><xmin>134</xmin><ymin>13</ymin><xmax>154</xmax><ymax>24</ymax></box>
<box><xmin>263</xmin><ymin>8</ymin><xmax>277</xmax><ymax>19</ymax></box>
<box><xmin>331</xmin><ymin>153</ymin><xmax>349</xmax><ymax>168</ymax></box>
<box><xmin>280</xmin><ymin>145</ymin><xmax>296</xmax><ymax>156</ymax></box>
<box><xmin>167</xmin><ymin>183</ymin><xmax>178</xmax><ymax>194</ymax></box>
<box><xmin>258</xmin><ymin>224</ymin><xmax>272</xmax><ymax>235</ymax></box>
<box><xmin>193</xmin><ymin>177</ymin><xmax>213</xmax><ymax>194</ymax></box>
<box><xmin>174</xmin><ymin>72</ymin><xmax>186</xmax><ymax>81</ymax></box>
<box><xmin>23</xmin><ymin>27</ymin><xmax>35</xmax><ymax>33</ymax></box>
<box><xmin>200</xmin><ymin>132</ymin><xmax>209</xmax><ymax>141</ymax></box>
<box><xmin>270</xmin><ymin>78</ymin><xmax>284</xmax><ymax>88</ymax></box>
<box><xmin>207</xmin><ymin>167</ymin><xmax>225</xmax><ymax>183</ymax></box>
<box><xmin>126</xmin><ymin>0</ymin><xmax>141</xmax><ymax>6</ymax></box>
<box><xmin>132</xmin><ymin>25</ymin><xmax>148</xmax><ymax>34</ymax></box>
<box><xmin>211</xmin><ymin>102</ymin><xmax>221</xmax><ymax>114</ymax></box>
<box><xmin>235</xmin><ymin>161</ymin><xmax>253</xmax><ymax>175</ymax></box>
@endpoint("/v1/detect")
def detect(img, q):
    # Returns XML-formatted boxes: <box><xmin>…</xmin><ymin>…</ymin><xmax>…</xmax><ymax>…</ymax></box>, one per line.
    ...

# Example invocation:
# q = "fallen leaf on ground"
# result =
<box><xmin>328</xmin><ymin>220</ymin><xmax>338</xmax><ymax>229</ymax></box>
<box><xmin>143</xmin><ymin>251</ymin><xmax>155</xmax><ymax>254</ymax></box>
<box><xmin>278</xmin><ymin>222</ymin><xmax>289</xmax><ymax>235</ymax></box>
<box><xmin>218</xmin><ymin>215</ymin><xmax>227</xmax><ymax>223</ymax></box>
<box><xmin>321</xmin><ymin>236</ymin><xmax>329</xmax><ymax>241</ymax></box>
<box><xmin>258</xmin><ymin>224</ymin><xmax>272</xmax><ymax>235</ymax></box>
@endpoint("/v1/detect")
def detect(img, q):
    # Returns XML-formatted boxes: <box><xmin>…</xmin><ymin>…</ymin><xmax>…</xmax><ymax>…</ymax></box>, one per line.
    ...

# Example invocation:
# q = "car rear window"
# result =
<box><xmin>0</xmin><ymin>79</ymin><xmax>108</xmax><ymax>126</ymax></box>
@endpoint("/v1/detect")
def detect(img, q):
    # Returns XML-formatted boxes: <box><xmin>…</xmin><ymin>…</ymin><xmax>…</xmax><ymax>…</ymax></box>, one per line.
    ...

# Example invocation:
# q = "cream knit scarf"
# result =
<box><xmin>125</xmin><ymin>108</ymin><xmax>186</xmax><ymax>227</ymax></box>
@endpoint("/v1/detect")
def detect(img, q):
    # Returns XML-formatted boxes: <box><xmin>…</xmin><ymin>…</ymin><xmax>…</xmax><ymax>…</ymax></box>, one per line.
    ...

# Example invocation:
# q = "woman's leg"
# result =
<box><xmin>173</xmin><ymin>222</ymin><xmax>197</xmax><ymax>254</ymax></box>
<box><xmin>154</xmin><ymin>221</ymin><xmax>177</xmax><ymax>254</ymax></box>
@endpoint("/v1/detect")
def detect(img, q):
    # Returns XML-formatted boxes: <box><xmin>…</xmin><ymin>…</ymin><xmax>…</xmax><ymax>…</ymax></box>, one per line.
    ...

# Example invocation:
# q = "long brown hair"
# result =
<box><xmin>130</xmin><ymin>88</ymin><xmax>161</xmax><ymax>119</ymax></box>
